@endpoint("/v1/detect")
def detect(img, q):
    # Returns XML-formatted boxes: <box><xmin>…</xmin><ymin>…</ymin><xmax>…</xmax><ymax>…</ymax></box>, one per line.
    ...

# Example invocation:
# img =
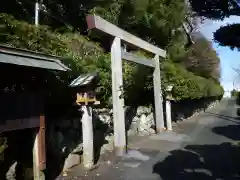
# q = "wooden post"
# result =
<box><xmin>153</xmin><ymin>55</ymin><xmax>165</xmax><ymax>133</ymax></box>
<box><xmin>166</xmin><ymin>100</ymin><xmax>172</xmax><ymax>131</ymax></box>
<box><xmin>111</xmin><ymin>37</ymin><xmax>126</xmax><ymax>156</ymax></box>
<box><xmin>33</xmin><ymin>115</ymin><xmax>46</xmax><ymax>180</ymax></box>
<box><xmin>81</xmin><ymin>105</ymin><xmax>94</xmax><ymax>168</ymax></box>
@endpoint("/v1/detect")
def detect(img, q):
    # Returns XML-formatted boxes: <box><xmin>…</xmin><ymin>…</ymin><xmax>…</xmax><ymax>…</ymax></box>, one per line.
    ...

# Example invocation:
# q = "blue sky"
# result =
<box><xmin>200</xmin><ymin>16</ymin><xmax>240</xmax><ymax>91</ymax></box>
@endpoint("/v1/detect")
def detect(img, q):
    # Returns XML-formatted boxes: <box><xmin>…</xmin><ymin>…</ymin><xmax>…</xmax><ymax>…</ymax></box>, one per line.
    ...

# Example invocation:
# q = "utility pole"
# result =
<box><xmin>35</xmin><ymin>1</ymin><xmax>39</xmax><ymax>25</ymax></box>
<box><xmin>35</xmin><ymin>0</ymin><xmax>43</xmax><ymax>26</ymax></box>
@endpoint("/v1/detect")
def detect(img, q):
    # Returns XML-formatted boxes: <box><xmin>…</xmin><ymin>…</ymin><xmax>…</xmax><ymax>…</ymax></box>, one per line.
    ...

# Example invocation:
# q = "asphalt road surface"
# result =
<box><xmin>59</xmin><ymin>99</ymin><xmax>240</xmax><ymax>180</ymax></box>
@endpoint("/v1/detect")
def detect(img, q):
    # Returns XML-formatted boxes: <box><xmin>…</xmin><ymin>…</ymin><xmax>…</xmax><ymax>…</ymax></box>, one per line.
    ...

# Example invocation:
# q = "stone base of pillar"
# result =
<box><xmin>156</xmin><ymin>127</ymin><xmax>166</xmax><ymax>133</ymax></box>
<box><xmin>114</xmin><ymin>146</ymin><xmax>126</xmax><ymax>157</ymax></box>
<box><xmin>83</xmin><ymin>161</ymin><xmax>94</xmax><ymax>169</ymax></box>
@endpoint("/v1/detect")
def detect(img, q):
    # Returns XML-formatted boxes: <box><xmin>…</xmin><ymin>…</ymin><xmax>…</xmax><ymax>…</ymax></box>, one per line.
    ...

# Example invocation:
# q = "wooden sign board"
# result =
<box><xmin>0</xmin><ymin>117</ymin><xmax>40</xmax><ymax>133</ymax></box>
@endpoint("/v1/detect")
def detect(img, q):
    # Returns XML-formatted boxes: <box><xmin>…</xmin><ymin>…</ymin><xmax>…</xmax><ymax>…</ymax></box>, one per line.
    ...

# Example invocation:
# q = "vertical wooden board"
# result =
<box><xmin>111</xmin><ymin>37</ymin><xmax>126</xmax><ymax>156</ymax></box>
<box><xmin>153</xmin><ymin>55</ymin><xmax>165</xmax><ymax>132</ymax></box>
<box><xmin>0</xmin><ymin>117</ymin><xmax>40</xmax><ymax>133</ymax></box>
<box><xmin>38</xmin><ymin>115</ymin><xmax>46</xmax><ymax>170</ymax></box>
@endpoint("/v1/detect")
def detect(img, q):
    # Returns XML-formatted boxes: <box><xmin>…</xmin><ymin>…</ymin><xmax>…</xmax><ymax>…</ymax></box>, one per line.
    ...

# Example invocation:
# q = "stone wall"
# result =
<box><xmin>45</xmin><ymin>105</ymin><xmax>156</xmax><ymax>176</ymax></box>
<box><xmin>0</xmin><ymin>99</ymin><xmax>220</xmax><ymax>180</ymax></box>
<box><xmin>127</xmin><ymin>106</ymin><xmax>155</xmax><ymax>136</ymax></box>
<box><xmin>46</xmin><ymin>100</ymin><xmax>220</xmax><ymax>178</ymax></box>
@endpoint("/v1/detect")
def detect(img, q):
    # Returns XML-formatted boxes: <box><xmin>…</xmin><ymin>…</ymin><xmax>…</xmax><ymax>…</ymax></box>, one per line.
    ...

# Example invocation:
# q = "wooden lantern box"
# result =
<box><xmin>76</xmin><ymin>91</ymin><xmax>98</xmax><ymax>104</ymax></box>
<box><xmin>70</xmin><ymin>72</ymin><xmax>100</xmax><ymax>105</ymax></box>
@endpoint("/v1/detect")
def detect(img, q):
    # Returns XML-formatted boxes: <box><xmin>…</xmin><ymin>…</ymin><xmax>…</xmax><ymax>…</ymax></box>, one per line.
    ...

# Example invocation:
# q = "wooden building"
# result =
<box><xmin>0</xmin><ymin>45</ymin><xmax>69</xmax><ymax>180</ymax></box>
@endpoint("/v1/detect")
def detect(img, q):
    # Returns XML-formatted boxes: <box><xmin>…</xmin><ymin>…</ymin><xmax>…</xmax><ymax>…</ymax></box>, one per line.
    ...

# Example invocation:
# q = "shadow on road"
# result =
<box><xmin>206</xmin><ymin>112</ymin><xmax>240</xmax><ymax>124</ymax></box>
<box><xmin>153</xmin><ymin>108</ymin><xmax>240</xmax><ymax>180</ymax></box>
<box><xmin>206</xmin><ymin>112</ymin><xmax>239</xmax><ymax>120</ymax></box>
<box><xmin>213</xmin><ymin>125</ymin><xmax>240</xmax><ymax>141</ymax></box>
<box><xmin>208</xmin><ymin>111</ymin><xmax>240</xmax><ymax>141</ymax></box>
<box><xmin>153</xmin><ymin>142</ymin><xmax>240</xmax><ymax>180</ymax></box>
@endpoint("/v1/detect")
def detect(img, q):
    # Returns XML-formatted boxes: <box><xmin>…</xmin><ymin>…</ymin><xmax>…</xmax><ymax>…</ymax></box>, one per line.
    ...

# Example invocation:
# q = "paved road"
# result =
<box><xmin>61</xmin><ymin>99</ymin><xmax>240</xmax><ymax>180</ymax></box>
<box><xmin>152</xmin><ymin>99</ymin><xmax>240</xmax><ymax>180</ymax></box>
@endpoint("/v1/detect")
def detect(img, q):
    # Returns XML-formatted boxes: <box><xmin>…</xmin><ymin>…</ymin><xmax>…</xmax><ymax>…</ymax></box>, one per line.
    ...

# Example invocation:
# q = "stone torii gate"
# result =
<box><xmin>86</xmin><ymin>15</ymin><xmax>167</xmax><ymax>156</ymax></box>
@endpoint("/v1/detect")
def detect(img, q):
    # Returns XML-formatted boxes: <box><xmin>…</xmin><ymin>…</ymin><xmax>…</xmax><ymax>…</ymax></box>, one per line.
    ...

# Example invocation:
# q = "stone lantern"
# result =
<box><xmin>69</xmin><ymin>72</ymin><xmax>100</xmax><ymax>170</ymax></box>
<box><xmin>166</xmin><ymin>85</ymin><xmax>173</xmax><ymax>131</ymax></box>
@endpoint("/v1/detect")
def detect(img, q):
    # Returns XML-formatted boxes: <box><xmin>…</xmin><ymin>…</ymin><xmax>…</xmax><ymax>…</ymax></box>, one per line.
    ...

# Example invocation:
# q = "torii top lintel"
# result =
<box><xmin>86</xmin><ymin>15</ymin><xmax>166</xmax><ymax>58</ymax></box>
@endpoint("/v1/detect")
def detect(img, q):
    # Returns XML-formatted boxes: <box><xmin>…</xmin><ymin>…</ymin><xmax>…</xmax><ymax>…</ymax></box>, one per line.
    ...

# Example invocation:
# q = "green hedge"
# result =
<box><xmin>161</xmin><ymin>61</ymin><xmax>223</xmax><ymax>100</ymax></box>
<box><xmin>231</xmin><ymin>89</ymin><xmax>239</xmax><ymax>97</ymax></box>
<box><xmin>0</xmin><ymin>14</ymin><xmax>224</xmax><ymax>105</ymax></box>
<box><xmin>236</xmin><ymin>92</ymin><xmax>240</xmax><ymax>105</ymax></box>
